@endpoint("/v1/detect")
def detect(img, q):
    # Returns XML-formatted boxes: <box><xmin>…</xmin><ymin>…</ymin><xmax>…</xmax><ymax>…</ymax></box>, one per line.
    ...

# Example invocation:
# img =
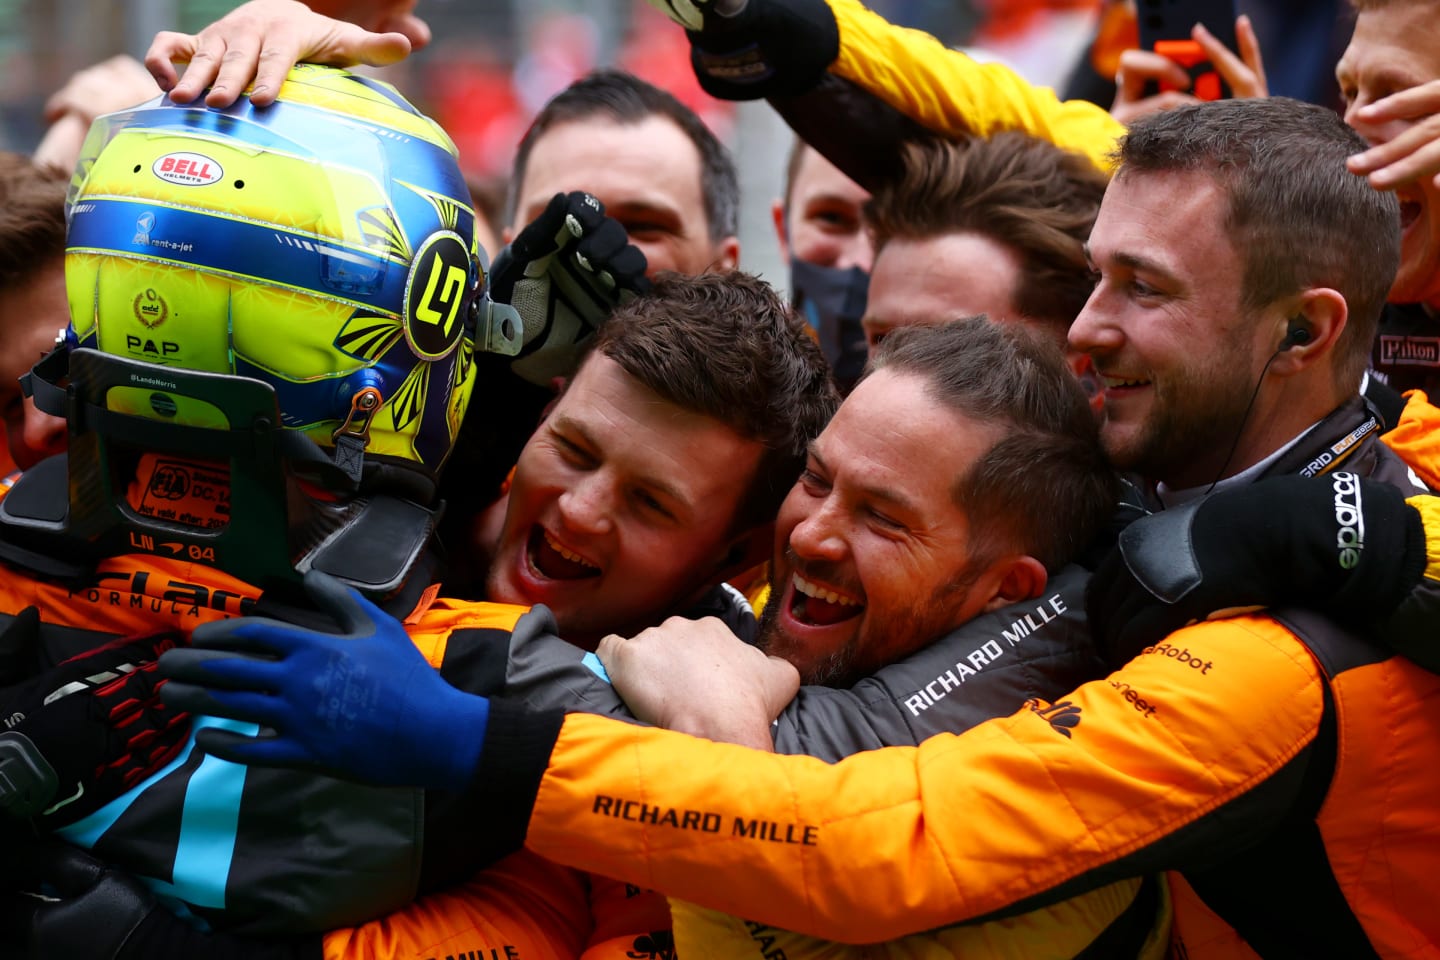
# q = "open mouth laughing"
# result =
<box><xmin>788</xmin><ymin>572</ymin><xmax>863</xmax><ymax>626</ymax></box>
<box><xmin>1101</xmin><ymin>374</ymin><xmax>1151</xmax><ymax>391</ymax></box>
<box><xmin>526</xmin><ymin>525</ymin><xmax>601</xmax><ymax>580</ymax></box>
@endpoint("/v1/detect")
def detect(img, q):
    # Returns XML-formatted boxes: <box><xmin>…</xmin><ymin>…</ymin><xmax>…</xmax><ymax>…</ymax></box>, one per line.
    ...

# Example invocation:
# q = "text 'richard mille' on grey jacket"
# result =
<box><xmin>498</xmin><ymin>565</ymin><xmax>1100</xmax><ymax>760</ymax></box>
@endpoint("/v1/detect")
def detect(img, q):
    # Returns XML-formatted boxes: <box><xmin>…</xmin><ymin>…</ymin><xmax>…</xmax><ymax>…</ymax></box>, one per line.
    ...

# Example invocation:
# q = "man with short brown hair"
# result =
<box><xmin>0</xmin><ymin>153</ymin><xmax>68</xmax><ymax>475</ymax></box>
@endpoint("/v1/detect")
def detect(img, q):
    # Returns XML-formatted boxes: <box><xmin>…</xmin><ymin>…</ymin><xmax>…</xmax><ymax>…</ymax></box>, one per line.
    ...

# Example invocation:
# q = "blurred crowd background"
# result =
<box><xmin>0</xmin><ymin>0</ymin><xmax>1352</xmax><ymax>284</ymax></box>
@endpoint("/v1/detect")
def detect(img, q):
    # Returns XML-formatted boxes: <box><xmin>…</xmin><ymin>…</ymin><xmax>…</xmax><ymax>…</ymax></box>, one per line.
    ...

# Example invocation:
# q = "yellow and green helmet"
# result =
<box><xmin>63</xmin><ymin>63</ymin><xmax>490</xmax><ymax>495</ymax></box>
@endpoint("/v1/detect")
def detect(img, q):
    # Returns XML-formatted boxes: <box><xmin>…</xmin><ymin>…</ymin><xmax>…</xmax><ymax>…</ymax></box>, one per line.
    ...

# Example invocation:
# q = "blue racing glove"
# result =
<box><xmin>157</xmin><ymin>570</ymin><xmax>488</xmax><ymax>791</ymax></box>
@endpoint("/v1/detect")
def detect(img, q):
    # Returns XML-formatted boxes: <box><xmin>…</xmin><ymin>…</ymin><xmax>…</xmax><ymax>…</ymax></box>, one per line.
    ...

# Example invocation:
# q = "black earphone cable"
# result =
<box><xmin>1201</xmin><ymin>347</ymin><xmax>1287</xmax><ymax>496</ymax></box>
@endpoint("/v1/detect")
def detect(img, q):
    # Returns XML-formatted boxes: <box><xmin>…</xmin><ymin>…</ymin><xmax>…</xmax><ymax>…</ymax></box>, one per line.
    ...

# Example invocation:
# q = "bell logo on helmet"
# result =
<box><xmin>404</xmin><ymin>231</ymin><xmax>471</xmax><ymax>361</ymax></box>
<box><xmin>152</xmin><ymin>152</ymin><xmax>224</xmax><ymax>186</ymax></box>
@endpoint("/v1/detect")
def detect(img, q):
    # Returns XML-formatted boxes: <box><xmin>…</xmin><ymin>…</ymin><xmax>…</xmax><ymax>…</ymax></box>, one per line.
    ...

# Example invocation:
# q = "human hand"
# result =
<box><xmin>1111</xmin><ymin>16</ymin><xmax>1267</xmax><ymax>126</ymax></box>
<box><xmin>307</xmin><ymin>0</ymin><xmax>430</xmax><ymax>42</ymax></box>
<box><xmin>32</xmin><ymin>55</ymin><xmax>157</xmax><ymax>170</ymax></box>
<box><xmin>43</xmin><ymin>55</ymin><xmax>156</xmax><ymax>125</ymax></box>
<box><xmin>145</xmin><ymin>0</ymin><xmax>420</xmax><ymax>109</ymax></box>
<box><xmin>0</xmin><ymin>631</ymin><xmax>190</xmax><ymax>828</ymax></box>
<box><xmin>644</xmin><ymin>0</ymin><xmax>839</xmax><ymax>101</ymax></box>
<box><xmin>598</xmin><ymin>617</ymin><xmax>798</xmax><ymax>750</ymax></box>
<box><xmin>159</xmin><ymin>569</ymin><xmax>489</xmax><ymax>790</ymax></box>
<box><xmin>488</xmin><ymin>191</ymin><xmax>649</xmax><ymax>386</ymax></box>
<box><xmin>1086</xmin><ymin>473</ymin><xmax>1426</xmax><ymax>662</ymax></box>
<box><xmin>645</xmin><ymin>0</ymin><xmax>748</xmax><ymax>31</ymax></box>
<box><xmin>1347</xmin><ymin>79</ymin><xmax>1440</xmax><ymax>192</ymax></box>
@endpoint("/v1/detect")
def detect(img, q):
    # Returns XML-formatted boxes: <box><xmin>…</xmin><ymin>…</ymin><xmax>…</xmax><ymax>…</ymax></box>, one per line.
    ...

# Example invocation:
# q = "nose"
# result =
<box><xmin>11</xmin><ymin>398</ymin><xmax>65</xmax><ymax>471</ymax></box>
<box><xmin>1067</xmin><ymin>290</ymin><xmax>1123</xmax><ymax>358</ymax></box>
<box><xmin>786</xmin><ymin>495</ymin><xmax>847</xmax><ymax>564</ymax></box>
<box><xmin>837</xmin><ymin>234</ymin><xmax>876</xmax><ymax>274</ymax></box>
<box><xmin>556</xmin><ymin>471</ymin><xmax>616</xmax><ymax>536</ymax></box>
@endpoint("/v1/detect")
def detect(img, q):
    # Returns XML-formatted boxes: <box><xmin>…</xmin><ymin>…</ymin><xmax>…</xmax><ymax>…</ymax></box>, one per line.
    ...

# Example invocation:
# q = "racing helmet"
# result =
<box><xmin>63</xmin><ymin>63</ymin><xmax>493</xmax><ymax>494</ymax></box>
<box><xmin>7</xmin><ymin>65</ymin><xmax>518</xmax><ymax>591</ymax></box>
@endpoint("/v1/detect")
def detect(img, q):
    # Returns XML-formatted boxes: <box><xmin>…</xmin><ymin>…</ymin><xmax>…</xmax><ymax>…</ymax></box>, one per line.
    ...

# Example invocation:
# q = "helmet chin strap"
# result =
<box><xmin>330</xmin><ymin>386</ymin><xmax>383</xmax><ymax>487</ymax></box>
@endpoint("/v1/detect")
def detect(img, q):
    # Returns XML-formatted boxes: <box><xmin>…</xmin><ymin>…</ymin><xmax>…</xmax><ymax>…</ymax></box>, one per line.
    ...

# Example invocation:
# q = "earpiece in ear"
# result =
<box><xmin>1282</xmin><ymin>322</ymin><xmax>1311</xmax><ymax>350</ymax></box>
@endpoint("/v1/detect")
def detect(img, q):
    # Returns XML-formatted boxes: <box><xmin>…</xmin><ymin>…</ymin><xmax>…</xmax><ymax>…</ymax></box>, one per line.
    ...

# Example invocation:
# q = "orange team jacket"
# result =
<box><xmin>508</xmin><ymin>406</ymin><xmax>1440</xmax><ymax>957</ymax></box>
<box><xmin>320</xmin><ymin>598</ymin><xmax>674</xmax><ymax>960</ymax></box>
<box><xmin>522</xmin><ymin>602</ymin><xmax>1440</xmax><ymax>958</ymax></box>
<box><xmin>0</xmin><ymin>530</ymin><xmax>664</xmax><ymax>958</ymax></box>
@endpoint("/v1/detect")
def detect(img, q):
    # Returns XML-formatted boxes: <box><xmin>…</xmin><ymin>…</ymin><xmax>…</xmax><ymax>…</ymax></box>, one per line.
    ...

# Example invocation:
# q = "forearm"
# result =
<box><xmin>523</xmin><ymin>617</ymin><xmax>1324</xmax><ymax>942</ymax></box>
<box><xmin>824</xmin><ymin>0</ymin><xmax>1124</xmax><ymax>173</ymax></box>
<box><xmin>670</xmin><ymin>710</ymin><xmax>776</xmax><ymax>751</ymax></box>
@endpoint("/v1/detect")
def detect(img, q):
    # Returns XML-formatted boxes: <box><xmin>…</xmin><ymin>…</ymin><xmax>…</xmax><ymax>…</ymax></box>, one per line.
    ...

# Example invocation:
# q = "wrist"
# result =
<box><xmin>1327</xmin><ymin>481</ymin><xmax>1426</xmax><ymax>618</ymax></box>
<box><xmin>689</xmin><ymin>0</ymin><xmax>840</xmax><ymax>100</ymax></box>
<box><xmin>433</xmin><ymin>684</ymin><xmax>490</xmax><ymax>790</ymax></box>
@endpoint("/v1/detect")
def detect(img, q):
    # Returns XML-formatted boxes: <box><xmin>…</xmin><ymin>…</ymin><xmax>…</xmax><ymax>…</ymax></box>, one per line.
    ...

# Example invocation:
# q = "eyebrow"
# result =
<box><xmin>808</xmin><ymin>444</ymin><xmax>921</xmax><ymax>517</ymax></box>
<box><xmin>1085</xmin><ymin>243</ymin><xmax>1181</xmax><ymax>286</ymax></box>
<box><xmin>554</xmin><ymin>414</ymin><xmax>695</xmax><ymax>514</ymax></box>
<box><xmin>602</xmin><ymin>199</ymin><xmax>687</xmax><ymax>230</ymax></box>
<box><xmin>1337</xmin><ymin>58</ymin><xmax>1423</xmax><ymax>91</ymax></box>
<box><xmin>802</xmin><ymin>191</ymin><xmax>862</xmax><ymax>209</ymax></box>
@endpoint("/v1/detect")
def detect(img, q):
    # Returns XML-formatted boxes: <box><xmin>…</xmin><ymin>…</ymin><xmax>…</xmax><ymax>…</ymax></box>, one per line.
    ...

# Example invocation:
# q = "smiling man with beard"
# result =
<box><xmin>753</xmin><ymin>327</ymin><xmax>1055</xmax><ymax>688</ymax></box>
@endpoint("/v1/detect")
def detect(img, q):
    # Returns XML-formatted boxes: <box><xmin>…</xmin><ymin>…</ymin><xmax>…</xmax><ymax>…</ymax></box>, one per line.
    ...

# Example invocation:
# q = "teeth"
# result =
<box><xmin>1103</xmin><ymin>375</ymin><xmax>1149</xmax><ymax>388</ymax></box>
<box><xmin>793</xmin><ymin>574</ymin><xmax>858</xmax><ymax>607</ymax></box>
<box><xmin>543</xmin><ymin>530</ymin><xmax>599</xmax><ymax>570</ymax></box>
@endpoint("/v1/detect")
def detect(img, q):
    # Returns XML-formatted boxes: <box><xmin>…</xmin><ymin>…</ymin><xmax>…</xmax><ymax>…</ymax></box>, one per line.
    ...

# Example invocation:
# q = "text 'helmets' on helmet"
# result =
<box><xmin>64</xmin><ymin>63</ymin><xmax>483</xmax><ymax>495</ymax></box>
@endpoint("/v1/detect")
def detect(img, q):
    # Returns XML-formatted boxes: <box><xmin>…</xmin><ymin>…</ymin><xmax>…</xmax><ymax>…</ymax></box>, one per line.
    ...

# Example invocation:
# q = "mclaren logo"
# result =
<box><xmin>1027</xmin><ymin>698</ymin><xmax>1083</xmax><ymax>738</ymax></box>
<box><xmin>1331</xmin><ymin>472</ymin><xmax>1364</xmax><ymax>570</ymax></box>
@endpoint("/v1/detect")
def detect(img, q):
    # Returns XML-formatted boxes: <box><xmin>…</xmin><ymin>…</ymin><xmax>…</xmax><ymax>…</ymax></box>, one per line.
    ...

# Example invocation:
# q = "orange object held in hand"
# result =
<box><xmin>1154</xmin><ymin>39</ymin><xmax>1223</xmax><ymax>100</ymax></box>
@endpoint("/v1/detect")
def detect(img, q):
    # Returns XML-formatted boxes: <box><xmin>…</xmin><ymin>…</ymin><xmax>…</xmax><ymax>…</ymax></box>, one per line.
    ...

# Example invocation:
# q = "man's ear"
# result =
<box><xmin>980</xmin><ymin>555</ymin><xmax>1048</xmax><ymax>613</ymax></box>
<box><xmin>714</xmin><ymin>235</ymin><xmax>741</xmax><ymax>273</ymax></box>
<box><xmin>1269</xmin><ymin>287</ymin><xmax>1347</xmax><ymax>377</ymax></box>
<box><xmin>771</xmin><ymin>198</ymin><xmax>790</xmax><ymax>260</ymax></box>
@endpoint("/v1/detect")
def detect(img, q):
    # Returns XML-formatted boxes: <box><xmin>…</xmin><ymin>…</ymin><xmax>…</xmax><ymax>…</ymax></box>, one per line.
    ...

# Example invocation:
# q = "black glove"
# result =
<box><xmin>0</xmin><ymin>838</ymin><xmax>321</xmax><ymax>960</ymax></box>
<box><xmin>646</xmin><ymin>0</ymin><xmax>840</xmax><ymax>100</ymax></box>
<box><xmin>486</xmin><ymin>191</ymin><xmax>649</xmax><ymax>387</ymax></box>
<box><xmin>1087</xmin><ymin>473</ymin><xmax>1428</xmax><ymax>662</ymax></box>
<box><xmin>0</xmin><ymin>631</ymin><xmax>191</xmax><ymax>827</ymax></box>
<box><xmin>0</xmin><ymin>837</ymin><xmax>155</xmax><ymax>960</ymax></box>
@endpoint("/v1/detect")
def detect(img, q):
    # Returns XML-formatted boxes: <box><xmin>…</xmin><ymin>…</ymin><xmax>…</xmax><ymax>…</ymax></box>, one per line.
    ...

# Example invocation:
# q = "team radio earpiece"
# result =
<box><xmin>1282</xmin><ymin>322</ymin><xmax>1312</xmax><ymax>350</ymax></box>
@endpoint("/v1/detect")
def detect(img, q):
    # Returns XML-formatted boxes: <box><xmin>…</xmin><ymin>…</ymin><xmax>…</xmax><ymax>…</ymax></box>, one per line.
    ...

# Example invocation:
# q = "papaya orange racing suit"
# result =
<box><xmin>444</xmin><ymin>391</ymin><xmax>1440</xmax><ymax>959</ymax></box>
<box><xmin>0</xmin><ymin>448</ymin><xmax>752</xmax><ymax>960</ymax></box>
<box><xmin>109</xmin><ymin>559</ymin><xmax>1148</xmax><ymax>960</ymax></box>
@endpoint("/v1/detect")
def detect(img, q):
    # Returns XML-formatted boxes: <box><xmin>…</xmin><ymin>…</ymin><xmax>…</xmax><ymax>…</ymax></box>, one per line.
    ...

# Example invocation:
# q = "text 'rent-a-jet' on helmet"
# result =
<box><xmin>16</xmin><ymin>65</ymin><xmax>494</xmax><ymax>593</ymax></box>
